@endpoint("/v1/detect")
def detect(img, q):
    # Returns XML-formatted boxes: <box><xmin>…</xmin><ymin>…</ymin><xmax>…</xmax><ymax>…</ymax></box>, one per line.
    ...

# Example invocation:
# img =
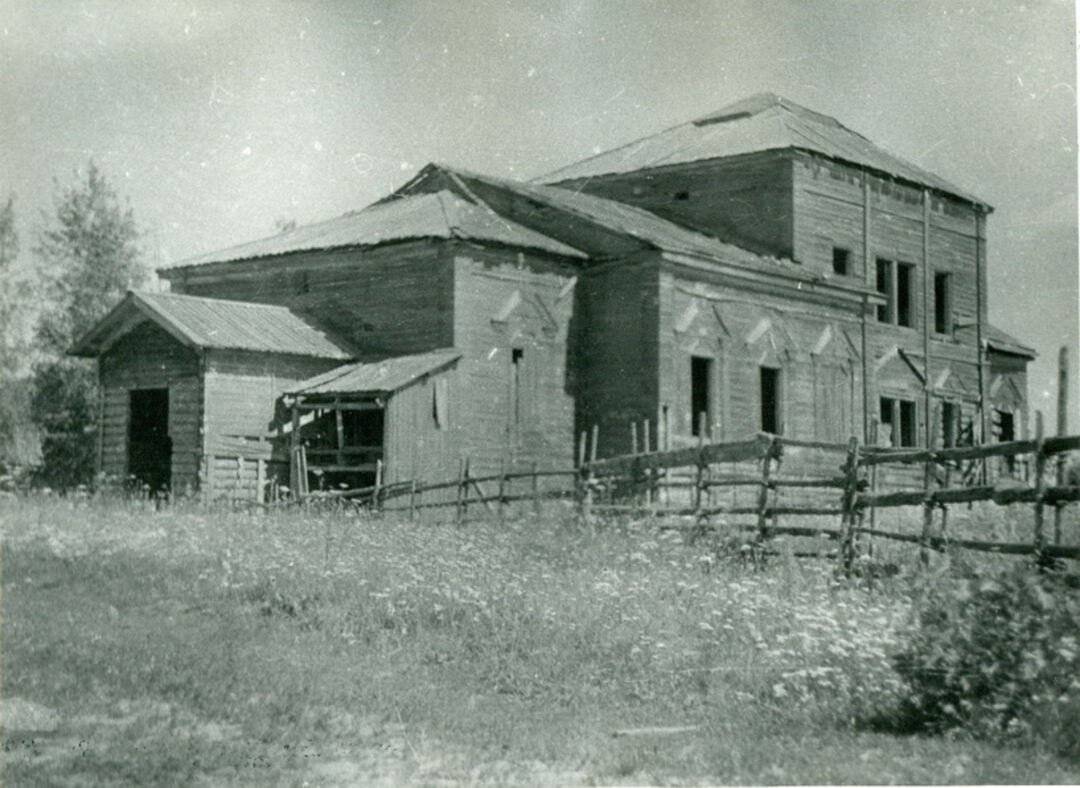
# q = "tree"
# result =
<box><xmin>0</xmin><ymin>194</ymin><xmax>41</xmax><ymax>482</ymax></box>
<box><xmin>30</xmin><ymin>163</ymin><xmax>146</xmax><ymax>489</ymax></box>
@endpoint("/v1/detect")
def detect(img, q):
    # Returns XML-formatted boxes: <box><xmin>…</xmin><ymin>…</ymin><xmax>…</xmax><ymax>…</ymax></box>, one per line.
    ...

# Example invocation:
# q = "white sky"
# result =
<box><xmin>2</xmin><ymin>0</ymin><xmax>1076</xmax><ymax>421</ymax></box>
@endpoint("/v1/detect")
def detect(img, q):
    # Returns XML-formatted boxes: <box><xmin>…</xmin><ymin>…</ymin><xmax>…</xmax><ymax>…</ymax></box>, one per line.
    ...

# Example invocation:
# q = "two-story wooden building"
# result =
<box><xmin>72</xmin><ymin>94</ymin><xmax>1034</xmax><ymax>498</ymax></box>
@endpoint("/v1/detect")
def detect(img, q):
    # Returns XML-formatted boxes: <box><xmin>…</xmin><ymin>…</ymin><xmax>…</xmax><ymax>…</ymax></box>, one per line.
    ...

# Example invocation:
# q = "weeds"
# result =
<box><xmin>2</xmin><ymin>493</ymin><xmax>1078</xmax><ymax>784</ymax></box>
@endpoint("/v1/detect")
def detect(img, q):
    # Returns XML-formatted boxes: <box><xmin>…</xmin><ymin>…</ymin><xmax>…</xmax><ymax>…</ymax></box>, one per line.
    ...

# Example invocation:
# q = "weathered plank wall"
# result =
<box><xmin>451</xmin><ymin>245</ymin><xmax>579</xmax><ymax>477</ymax></box>
<box><xmin>383</xmin><ymin>364</ymin><xmax>459</xmax><ymax>497</ymax></box>
<box><xmin>573</xmin><ymin>257</ymin><xmax>662</xmax><ymax>459</ymax></box>
<box><xmin>202</xmin><ymin>350</ymin><xmax>339</xmax><ymax>500</ymax></box>
<box><xmin>553</xmin><ymin>152</ymin><xmax>795</xmax><ymax>259</ymax></box>
<box><xmin>168</xmin><ymin>239</ymin><xmax>455</xmax><ymax>357</ymax></box>
<box><xmin>658</xmin><ymin>266</ymin><xmax>861</xmax><ymax>456</ymax></box>
<box><xmin>791</xmin><ymin>151</ymin><xmax>989</xmax><ymax>452</ymax></box>
<box><xmin>98</xmin><ymin>321</ymin><xmax>202</xmax><ymax>492</ymax></box>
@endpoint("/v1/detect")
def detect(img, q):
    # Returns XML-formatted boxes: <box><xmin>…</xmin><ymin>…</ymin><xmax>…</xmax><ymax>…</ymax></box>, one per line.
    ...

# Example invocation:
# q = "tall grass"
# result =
<box><xmin>2</xmin><ymin>492</ymin><xmax>1077</xmax><ymax>785</ymax></box>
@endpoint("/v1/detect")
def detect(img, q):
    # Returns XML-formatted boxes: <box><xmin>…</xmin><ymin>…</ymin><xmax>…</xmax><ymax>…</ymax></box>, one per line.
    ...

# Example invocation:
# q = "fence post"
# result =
<box><xmin>531</xmin><ymin>460</ymin><xmax>540</xmax><ymax>518</ymax></box>
<box><xmin>373</xmin><ymin>459</ymin><xmax>383</xmax><ymax>514</ymax></box>
<box><xmin>643</xmin><ymin>419</ymin><xmax>653</xmax><ymax>509</ymax></box>
<box><xmin>497</xmin><ymin>459</ymin><xmax>507</xmax><ymax>527</ymax></box>
<box><xmin>920</xmin><ymin>410</ymin><xmax>938</xmax><ymax>566</ymax></box>
<box><xmin>1055</xmin><ymin>346</ymin><xmax>1068</xmax><ymax>545</ymax></box>
<box><xmin>756</xmin><ymin>435</ymin><xmax>775</xmax><ymax>546</ymax></box>
<box><xmin>576</xmin><ymin>431</ymin><xmax>587</xmax><ymax>522</ymax></box>
<box><xmin>587</xmin><ymin>425</ymin><xmax>599</xmax><ymax>521</ymax></box>
<box><xmin>1033</xmin><ymin>411</ymin><xmax>1047</xmax><ymax>569</ymax></box>
<box><xmin>693</xmin><ymin>413</ymin><xmax>707</xmax><ymax>532</ymax></box>
<box><xmin>409</xmin><ymin>478</ymin><xmax>417</xmax><ymax>522</ymax></box>
<box><xmin>456</xmin><ymin>457</ymin><xmax>468</xmax><ymax>526</ymax></box>
<box><xmin>838</xmin><ymin>436</ymin><xmax>860</xmax><ymax>576</ymax></box>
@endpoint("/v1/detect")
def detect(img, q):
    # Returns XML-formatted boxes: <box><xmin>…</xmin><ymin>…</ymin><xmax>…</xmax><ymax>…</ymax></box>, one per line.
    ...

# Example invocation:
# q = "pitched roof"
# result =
<box><xmin>540</xmin><ymin>92</ymin><xmax>985</xmax><ymax>206</ymax></box>
<box><xmin>391</xmin><ymin>164</ymin><xmax>879</xmax><ymax>296</ymax></box>
<box><xmin>982</xmin><ymin>324</ymin><xmax>1038</xmax><ymax>359</ymax></box>
<box><xmin>287</xmin><ymin>348</ymin><xmax>462</xmax><ymax>396</ymax></box>
<box><xmin>69</xmin><ymin>291</ymin><xmax>354</xmax><ymax>360</ymax></box>
<box><xmin>163</xmin><ymin>189</ymin><xmax>584</xmax><ymax>271</ymax></box>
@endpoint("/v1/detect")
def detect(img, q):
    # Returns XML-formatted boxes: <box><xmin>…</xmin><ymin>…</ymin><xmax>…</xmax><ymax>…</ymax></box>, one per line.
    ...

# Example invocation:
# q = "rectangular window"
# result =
<box><xmin>760</xmin><ymin>366</ymin><xmax>781</xmax><ymax>435</ymax></box>
<box><xmin>832</xmin><ymin>247</ymin><xmax>850</xmax><ymax>276</ymax></box>
<box><xmin>690</xmin><ymin>356</ymin><xmax>712</xmax><ymax>437</ymax></box>
<box><xmin>941</xmin><ymin>400</ymin><xmax>959</xmax><ymax>448</ymax></box>
<box><xmin>511</xmin><ymin>347</ymin><xmax>524</xmax><ymax>427</ymax></box>
<box><xmin>875</xmin><ymin>258</ymin><xmax>915</xmax><ymax>327</ymax></box>
<box><xmin>876</xmin><ymin>258</ymin><xmax>893</xmax><ymax>323</ymax></box>
<box><xmin>880</xmin><ymin>396</ymin><xmax>917</xmax><ymax>447</ymax></box>
<box><xmin>996</xmin><ymin>409</ymin><xmax>1015</xmax><ymax>443</ymax></box>
<box><xmin>896</xmin><ymin>262</ymin><xmax>915</xmax><ymax>327</ymax></box>
<box><xmin>934</xmin><ymin>272</ymin><xmax>952</xmax><ymax>335</ymax></box>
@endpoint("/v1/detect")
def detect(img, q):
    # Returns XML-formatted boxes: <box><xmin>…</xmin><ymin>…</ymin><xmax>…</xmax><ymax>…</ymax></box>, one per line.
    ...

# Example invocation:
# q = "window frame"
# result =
<box><xmin>933</xmin><ymin>270</ymin><xmax>953</xmax><ymax>336</ymax></box>
<box><xmin>875</xmin><ymin>258</ymin><xmax>916</xmax><ymax>328</ymax></box>
<box><xmin>879</xmin><ymin>395</ymin><xmax>918</xmax><ymax>447</ymax></box>
<box><xmin>832</xmin><ymin>246</ymin><xmax>851</xmax><ymax>276</ymax></box>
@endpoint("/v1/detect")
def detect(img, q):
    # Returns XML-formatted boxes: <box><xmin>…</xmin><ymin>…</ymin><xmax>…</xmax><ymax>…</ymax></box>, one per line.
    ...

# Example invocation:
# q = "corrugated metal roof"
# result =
<box><xmin>69</xmin><ymin>291</ymin><xmax>354</xmax><ymax>359</ymax></box>
<box><xmin>287</xmin><ymin>348</ymin><xmax>462</xmax><ymax>396</ymax></box>
<box><xmin>164</xmin><ymin>190</ymin><xmax>584</xmax><ymax>270</ymax></box>
<box><xmin>540</xmin><ymin>92</ymin><xmax>984</xmax><ymax>206</ymax></box>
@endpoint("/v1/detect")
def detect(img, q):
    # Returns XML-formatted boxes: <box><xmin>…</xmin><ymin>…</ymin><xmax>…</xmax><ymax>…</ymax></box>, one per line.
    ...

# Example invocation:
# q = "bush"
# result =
<box><xmin>893</xmin><ymin>563</ymin><xmax>1080</xmax><ymax>757</ymax></box>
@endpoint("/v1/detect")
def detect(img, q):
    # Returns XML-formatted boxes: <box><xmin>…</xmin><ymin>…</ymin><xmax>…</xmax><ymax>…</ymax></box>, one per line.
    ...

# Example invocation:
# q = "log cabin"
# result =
<box><xmin>71</xmin><ymin>93</ymin><xmax>1034</xmax><ymax>499</ymax></box>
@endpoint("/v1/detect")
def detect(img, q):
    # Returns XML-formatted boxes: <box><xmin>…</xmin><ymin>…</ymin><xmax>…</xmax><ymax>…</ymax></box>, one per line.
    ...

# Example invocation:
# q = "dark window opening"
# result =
<box><xmin>832</xmin><ymin>247</ymin><xmax>850</xmax><ymax>276</ymax></box>
<box><xmin>996</xmin><ymin>410</ymin><xmax>1015</xmax><ymax>443</ymax></box>
<box><xmin>342</xmin><ymin>407</ymin><xmax>384</xmax><ymax>448</ymax></box>
<box><xmin>880</xmin><ymin>396</ymin><xmax>917</xmax><ymax>447</ymax></box>
<box><xmin>511</xmin><ymin>347</ymin><xmax>524</xmax><ymax>427</ymax></box>
<box><xmin>941</xmin><ymin>401</ymin><xmax>959</xmax><ymax>448</ymax></box>
<box><xmin>896</xmin><ymin>262</ymin><xmax>914</xmax><ymax>327</ymax></box>
<box><xmin>128</xmin><ymin>388</ymin><xmax>171</xmax><ymax>493</ymax></box>
<box><xmin>760</xmin><ymin>367</ymin><xmax>781</xmax><ymax>435</ymax></box>
<box><xmin>934</xmin><ymin>272</ymin><xmax>952</xmax><ymax>335</ymax></box>
<box><xmin>876</xmin><ymin>258</ymin><xmax>893</xmax><ymax>323</ymax></box>
<box><xmin>876</xmin><ymin>258</ymin><xmax>915</xmax><ymax>327</ymax></box>
<box><xmin>674</xmin><ymin>190</ymin><xmax>690</xmax><ymax>201</ymax></box>
<box><xmin>690</xmin><ymin>356</ymin><xmax>712</xmax><ymax>437</ymax></box>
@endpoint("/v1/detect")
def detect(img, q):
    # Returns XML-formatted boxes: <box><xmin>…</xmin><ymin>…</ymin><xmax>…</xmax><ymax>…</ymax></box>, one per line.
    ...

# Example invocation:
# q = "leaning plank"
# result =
<box><xmin>611</xmin><ymin>726</ymin><xmax>701</xmax><ymax>738</ymax></box>
<box><xmin>858</xmin><ymin>485</ymin><xmax>1080</xmax><ymax>509</ymax></box>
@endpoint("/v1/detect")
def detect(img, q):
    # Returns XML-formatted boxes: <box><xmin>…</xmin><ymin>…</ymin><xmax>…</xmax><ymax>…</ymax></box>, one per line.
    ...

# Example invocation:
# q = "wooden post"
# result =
<box><xmin>1033</xmin><ymin>411</ymin><xmax>1047</xmax><ymax>568</ymax></box>
<box><xmin>373</xmin><ymin>459</ymin><xmax>383</xmax><ymax>513</ymax></box>
<box><xmin>290</xmin><ymin>404</ymin><xmax>300</xmax><ymax>494</ymax></box>
<box><xmin>456</xmin><ymin>457</ymin><xmax>469</xmax><ymax>526</ymax></box>
<box><xmin>1054</xmin><ymin>346</ymin><xmax>1068</xmax><ymax>545</ymax></box>
<box><xmin>531</xmin><ymin>460</ymin><xmax>540</xmax><ymax>518</ymax></box>
<box><xmin>838</xmin><ymin>436</ymin><xmax>860</xmax><ymax>575</ymax></box>
<box><xmin>409</xmin><ymin>478</ymin><xmax>417</xmax><ymax>522</ymax></box>
<box><xmin>920</xmin><ymin>408</ymin><xmax>938</xmax><ymax>565</ymax></box>
<box><xmin>586</xmin><ymin>425</ymin><xmax>598</xmax><ymax>520</ymax></box>
<box><xmin>630</xmin><ymin>421</ymin><xmax>640</xmax><ymax>505</ymax></box>
<box><xmin>334</xmin><ymin>399</ymin><xmax>345</xmax><ymax>467</ymax></box>
<box><xmin>497</xmin><ymin>459</ymin><xmax>507</xmax><ymax>526</ymax></box>
<box><xmin>256</xmin><ymin>458</ymin><xmax>265</xmax><ymax>504</ymax></box>
<box><xmin>694</xmin><ymin>413</ymin><xmax>706</xmax><ymax>528</ymax></box>
<box><xmin>643</xmin><ymin>419</ymin><xmax>652</xmax><ymax>506</ymax></box>
<box><xmin>631</xmin><ymin>421</ymin><xmax>639</xmax><ymax>456</ymax></box>
<box><xmin>576</xmin><ymin>431</ymin><xmax>587</xmax><ymax>520</ymax></box>
<box><xmin>756</xmin><ymin>435</ymin><xmax>775</xmax><ymax>546</ymax></box>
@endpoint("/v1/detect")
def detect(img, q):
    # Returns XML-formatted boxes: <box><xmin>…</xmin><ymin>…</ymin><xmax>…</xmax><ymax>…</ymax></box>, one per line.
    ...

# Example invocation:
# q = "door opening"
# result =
<box><xmin>128</xmin><ymin>388</ymin><xmax>171</xmax><ymax>493</ymax></box>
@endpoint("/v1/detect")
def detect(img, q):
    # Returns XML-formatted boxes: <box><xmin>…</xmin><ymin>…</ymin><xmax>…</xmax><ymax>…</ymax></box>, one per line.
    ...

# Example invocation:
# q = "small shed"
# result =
<box><xmin>70</xmin><ymin>290</ymin><xmax>353</xmax><ymax>496</ymax></box>
<box><xmin>283</xmin><ymin>349</ymin><xmax>462</xmax><ymax>494</ymax></box>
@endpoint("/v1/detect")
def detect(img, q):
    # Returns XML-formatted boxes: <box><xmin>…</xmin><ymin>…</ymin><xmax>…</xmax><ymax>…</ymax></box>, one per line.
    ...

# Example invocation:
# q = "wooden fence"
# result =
<box><xmin>300</xmin><ymin>417</ymin><xmax>1080</xmax><ymax>573</ymax></box>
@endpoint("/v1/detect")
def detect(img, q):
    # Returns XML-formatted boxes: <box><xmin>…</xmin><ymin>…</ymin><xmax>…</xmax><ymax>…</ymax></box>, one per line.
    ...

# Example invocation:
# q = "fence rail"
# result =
<box><xmin>295</xmin><ymin>415</ymin><xmax>1079</xmax><ymax>573</ymax></box>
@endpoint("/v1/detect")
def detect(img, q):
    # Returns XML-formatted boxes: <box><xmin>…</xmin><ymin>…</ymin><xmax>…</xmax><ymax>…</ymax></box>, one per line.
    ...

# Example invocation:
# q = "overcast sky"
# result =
<box><xmin>2</xmin><ymin>0</ymin><xmax>1076</xmax><ymax>421</ymax></box>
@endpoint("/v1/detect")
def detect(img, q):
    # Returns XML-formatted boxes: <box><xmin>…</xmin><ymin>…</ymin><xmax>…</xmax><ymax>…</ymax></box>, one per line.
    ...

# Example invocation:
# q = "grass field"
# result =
<box><xmin>2</xmin><ymin>493</ymin><xmax>1078</xmax><ymax>785</ymax></box>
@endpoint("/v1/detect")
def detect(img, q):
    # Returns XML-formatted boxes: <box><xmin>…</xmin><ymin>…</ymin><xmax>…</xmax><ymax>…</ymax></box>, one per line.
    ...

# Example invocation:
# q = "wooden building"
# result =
<box><xmin>72</xmin><ymin>94</ymin><xmax>1034</xmax><ymax>498</ymax></box>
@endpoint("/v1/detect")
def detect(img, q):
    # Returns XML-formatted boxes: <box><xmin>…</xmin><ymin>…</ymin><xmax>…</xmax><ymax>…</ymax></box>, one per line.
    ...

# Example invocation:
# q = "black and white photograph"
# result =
<box><xmin>1</xmin><ymin>1</ymin><xmax>1078</xmax><ymax>784</ymax></box>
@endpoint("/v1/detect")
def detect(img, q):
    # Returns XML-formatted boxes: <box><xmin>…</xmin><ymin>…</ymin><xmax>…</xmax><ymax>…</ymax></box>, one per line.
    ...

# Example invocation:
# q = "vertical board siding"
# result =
<box><xmin>98</xmin><ymin>321</ymin><xmax>201</xmax><ymax>491</ymax></box>
<box><xmin>577</xmin><ymin>259</ymin><xmax>661</xmax><ymax>458</ymax></box>
<box><xmin>383</xmin><ymin>367</ymin><xmax>459</xmax><ymax>501</ymax></box>
<box><xmin>452</xmin><ymin>248</ymin><xmax>579</xmax><ymax>476</ymax></box>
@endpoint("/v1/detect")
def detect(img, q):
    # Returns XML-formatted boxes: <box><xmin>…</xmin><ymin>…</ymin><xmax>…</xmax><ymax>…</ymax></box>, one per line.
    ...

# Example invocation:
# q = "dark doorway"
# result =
<box><xmin>690</xmin><ymin>356</ymin><xmax>712</xmax><ymax>437</ymax></box>
<box><xmin>129</xmin><ymin>388</ymin><xmax>171</xmax><ymax>493</ymax></box>
<box><xmin>760</xmin><ymin>367</ymin><xmax>781</xmax><ymax>434</ymax></box>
